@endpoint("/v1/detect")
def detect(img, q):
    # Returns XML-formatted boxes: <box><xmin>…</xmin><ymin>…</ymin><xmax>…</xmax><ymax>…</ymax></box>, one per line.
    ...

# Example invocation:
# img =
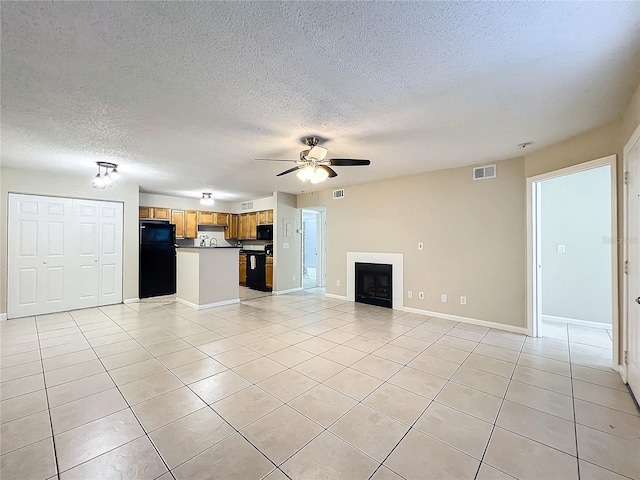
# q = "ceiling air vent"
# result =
<box><xmin>333</xmin><ymin>188</ymin><xmax>345</xmax><ymax>199</ymax></box>
<box><xmin>241</xmin><ymin>201</ymin><xmax>254</xmax><ymax>210</ymax></box>
<box><xmin>473</xmin><ymin>164</ymin><xmax>496</xmax><ymax>181</ymax></box>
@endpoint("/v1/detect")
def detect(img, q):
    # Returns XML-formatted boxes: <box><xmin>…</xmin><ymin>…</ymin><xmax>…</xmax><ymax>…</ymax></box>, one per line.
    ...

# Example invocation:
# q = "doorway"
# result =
<box><xmin>623</xmin><ymin>124</ymin><xmax>640</xmax><ymax>399</ymax></box>
<box><xmin>527</xmin><ymin>156</ymin><xmax>618</xmax><ymax>368</ymax></box>
<box><xmin>302</xmin><ymin>207</ymin><xmax>325</xmax><ymax>289</ymax></box>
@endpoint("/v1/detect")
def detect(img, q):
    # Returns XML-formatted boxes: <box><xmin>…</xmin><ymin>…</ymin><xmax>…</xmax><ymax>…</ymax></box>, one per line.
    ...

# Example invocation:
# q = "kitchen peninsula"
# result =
<box><xmin>176</xmin><ymin>247</ymin><xmax>241</xmax><ymax>309</ymax></box>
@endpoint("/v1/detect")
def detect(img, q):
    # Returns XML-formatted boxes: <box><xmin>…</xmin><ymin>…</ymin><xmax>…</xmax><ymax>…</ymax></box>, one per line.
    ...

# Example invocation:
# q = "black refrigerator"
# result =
<box><xmin>139</xmin><ymin>221</ymin><xmax>176</xmax><ymax>298</ymax></box>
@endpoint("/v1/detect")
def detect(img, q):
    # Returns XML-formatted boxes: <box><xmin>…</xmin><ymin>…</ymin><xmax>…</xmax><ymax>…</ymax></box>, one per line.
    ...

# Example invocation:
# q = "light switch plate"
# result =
<box><xmin>336</xmin><ymin>280</ymin><xmax>340</xmax><ymax>287</ymax></box>
<box><xmin>441</xmin><ymin>294</ymin><xmax>448</xmax><ymax>303</ymax></box>
<box><xmin>408</xmin><ymin>291</ymin><xmax>413</xmax><ymax>299</ymax></box>
<box><xmin>283</xmin><ymin>243</ymin><xmax>289</xmax><ymax>249</ymax></box>
<box><xmin>418</xmin><ymin>292</ymin><xmax>425</xmax><ymax>300</ymax></box>
<box><xmin>418</xmin><ymin>242</ymin><xmax>424</xmax><ymax>250</ymax></box>
<box><xmin>557</xmin><ymin>245</ymin><xmax>565</xmax><ymax>254</ymax></box>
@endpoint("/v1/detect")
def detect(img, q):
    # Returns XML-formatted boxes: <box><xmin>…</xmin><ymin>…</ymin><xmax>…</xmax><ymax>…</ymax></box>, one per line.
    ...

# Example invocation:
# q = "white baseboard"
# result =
<box><xmin>542</xmin><ymin>314</ymin><xmax>611</xmax><ymax>330</ymax></box>
<box><xmin>176</xmin><ymin>297</ymin><xmax>240</xmax><ymax>310</ymax></box>
<box><xmin>274</xmin><ymin>287</ymin><xmax>303</xmax><ymax>295</ymax></box>
<box><xmin>402</xmin><ymin>306</ymin><xmax>527</xmax><ymax>335</ymax></box>
<box><xmin>325</xmin><ymin>293</ymin><xmax>348</xmax><ymax>301</ymax></box>
<box><xmin>123</xmin><ymin>298</ymin><xmax>140</xmax><ymax>304</ymax></box>
<box><xmin>0</xmin><ymin>313</ymin><xmax>6</xmax><ymax>322</ymax></box>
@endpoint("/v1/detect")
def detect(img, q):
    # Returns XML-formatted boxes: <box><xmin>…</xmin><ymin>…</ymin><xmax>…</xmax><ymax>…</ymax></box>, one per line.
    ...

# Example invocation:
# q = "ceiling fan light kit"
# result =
<box><xmin>257</xmin><ymin>136</ymin><xmax>371</xmax><ymax>184</ymax></box>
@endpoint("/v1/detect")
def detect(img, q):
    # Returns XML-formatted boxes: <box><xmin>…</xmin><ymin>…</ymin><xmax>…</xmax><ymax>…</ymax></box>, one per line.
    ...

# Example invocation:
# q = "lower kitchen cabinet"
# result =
<box><xmin>266</xmin><ymin>256</ymin><xmax>273</xmax><ymax>290</ymax></box>
<box><xmin>239</xmin><ymin>254</ymin><xmax>247</xmax><ymax>286</ymax></box>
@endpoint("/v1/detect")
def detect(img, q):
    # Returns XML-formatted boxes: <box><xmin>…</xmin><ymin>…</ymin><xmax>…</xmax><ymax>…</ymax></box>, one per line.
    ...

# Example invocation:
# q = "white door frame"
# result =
<box><xmin>622</xmin><ymin>123</ymin><xmax>640</xmax><ymax>383</ymax></box>
<box><xmin>526</xmin><ymin>155</ymin><xmax>619</xmax><ymax>368</ymax></box>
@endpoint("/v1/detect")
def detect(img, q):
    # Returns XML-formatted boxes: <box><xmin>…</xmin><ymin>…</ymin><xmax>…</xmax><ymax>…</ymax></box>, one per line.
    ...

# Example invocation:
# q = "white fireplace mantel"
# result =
<box><xmin>347</xmin><ymin>252</ymin><xmax>404</xmax><ymax>310</ymax></box>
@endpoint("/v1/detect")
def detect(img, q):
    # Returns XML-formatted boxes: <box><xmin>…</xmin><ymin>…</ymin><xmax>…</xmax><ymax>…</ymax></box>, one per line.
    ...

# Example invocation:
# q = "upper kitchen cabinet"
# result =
<box><xmin>257</xmin><ymin>210</ymin><xmax>274</xmax><ymax>225</ymax></box>
<box><xmin>139</xmin><ymin>206</ymin><xmax>171</xmax><ymax>220</ymax></box>
<box><xmin>171</xmin><ymin>209</ymin><xmax>197</xmax><ymax>239</ymax></box>
<box><xmin>215</xmin><ymin>212</ymin><xmax>229</xmax><ymax>226</ymax></box>
<box><xmin>171</xmin><ymin>210</ymin><xmax>185</xmax><ymax>238</ymax></box>
<box><xmin>249</xmin><ymin>212</ymin><xmax>257</xmax><ymax>238</ymax></box>
<box><xmin>185</xmin><ymin>210</ymin><xmax>198</xmax><ymax>238</ymax></box>
<box><xmin>197</xmin><ymin>211</ymin><xmax>215</xmax><ymax>225</ymax></box>
<box><xmin>225</xmin><ymin>214</ymin><xmax>238</xmax><ymax>240</ymax></box>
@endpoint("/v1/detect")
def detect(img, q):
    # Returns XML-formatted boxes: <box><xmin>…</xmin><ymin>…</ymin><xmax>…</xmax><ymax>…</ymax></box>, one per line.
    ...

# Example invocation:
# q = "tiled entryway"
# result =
<box><xmin>1</xmin><ymin>291</ymin><xmax>638</xmax><ymax>479</ymax></box>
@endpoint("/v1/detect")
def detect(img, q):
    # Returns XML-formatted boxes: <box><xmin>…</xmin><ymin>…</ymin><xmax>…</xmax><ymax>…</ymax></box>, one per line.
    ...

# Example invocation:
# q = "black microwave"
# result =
<box><xmin>256</xmin><ymin>224</ymin><xmax>273</xmax><ymax>240</ymax></box>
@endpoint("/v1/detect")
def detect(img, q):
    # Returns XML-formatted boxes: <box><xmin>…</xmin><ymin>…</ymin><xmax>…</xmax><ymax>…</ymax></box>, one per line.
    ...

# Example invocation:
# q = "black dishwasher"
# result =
<box><xmin>245</xmin><ymin>251</ymin><xmax>267</xmax><ymax>291</ymax></box>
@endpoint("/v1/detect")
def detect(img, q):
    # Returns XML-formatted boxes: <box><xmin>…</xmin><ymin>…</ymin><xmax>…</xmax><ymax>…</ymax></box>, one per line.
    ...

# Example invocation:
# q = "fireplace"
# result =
<box><xmin>355</xmin><ymin>262</ymin><xmax>392</xmax><ymax>308</ymax></box>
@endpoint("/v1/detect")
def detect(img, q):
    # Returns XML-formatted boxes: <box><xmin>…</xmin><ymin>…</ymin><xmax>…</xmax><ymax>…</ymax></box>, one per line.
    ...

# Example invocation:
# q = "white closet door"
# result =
<box><xmin>98</xmin><ymin>201</ymin><xmax>123</xmax><ymax>305</ymax></box>
<box><xmin>8</xmin><ymin>194</ymin><xmax>73</xmax><ymax>317</ymax></box>
<box><xmin>72</xmin><ymin>199</ymin><xmax>101</xmax><ymax>309</ymax></box>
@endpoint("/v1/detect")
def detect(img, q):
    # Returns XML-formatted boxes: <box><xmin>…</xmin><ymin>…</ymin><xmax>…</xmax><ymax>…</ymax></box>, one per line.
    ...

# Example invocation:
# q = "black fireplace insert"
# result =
<box><xmin>355</xmin><ymin>262</ymin><xmax>392</xmax><ymax>308</ymax></box>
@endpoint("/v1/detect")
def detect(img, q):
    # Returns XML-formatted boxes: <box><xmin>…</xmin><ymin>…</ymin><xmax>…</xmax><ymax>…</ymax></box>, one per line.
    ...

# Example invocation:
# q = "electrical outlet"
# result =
<box><xmin>557</xmin><ymin>245</ymin><xmax>566</xmax><ymax>254</ymax></box>
<box><xmin>292</xmin><ymin>275</ymin><xmax>295</xmax><ymax>281</ymax></box>
<box><xmin>407</xmin><ymin>291</ymin><xmax>413</xmax><ymax>299</ymax></box>
<box><xmin>460</xmin><ymin>296</ymin><xmax>467</xmax><ymax>305</ymax></box>
<box><xmin>441</xmin><ymin>294</ymin><xmax>448</xmax><ymax>303</ymax></box>
<box><xmin>418</xmin><ymin>242</ymin><xmax>424</xmax><ymax>250</ymax></box>
<box><xmin>418</xmin><ymin>292</ymin><xmax>425</xmax><ymax>300</ymax></box>
<box><xmin>336</xmin><ymin>280</ymin><xmax>340</xmax><ymax>287</ymax></box>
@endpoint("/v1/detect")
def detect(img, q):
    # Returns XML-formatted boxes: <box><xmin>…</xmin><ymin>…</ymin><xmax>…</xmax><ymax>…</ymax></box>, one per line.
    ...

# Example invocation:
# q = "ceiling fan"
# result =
<box><xmin>256</xmin><ymin>136</ymin><xmax>371</xmax><ymax>184</ymax></box>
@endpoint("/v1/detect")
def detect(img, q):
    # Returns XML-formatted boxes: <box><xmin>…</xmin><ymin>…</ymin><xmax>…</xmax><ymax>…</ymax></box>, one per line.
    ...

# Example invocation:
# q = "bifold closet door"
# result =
<box><xmin>8</xmin><ymin>194</ymin><xmax>124</xmax><ymax>319</ymax></box>
<box><xmin>8</xmin><ymin>194</ymin><xmax>74</xmax><ymax>317</ymax></box>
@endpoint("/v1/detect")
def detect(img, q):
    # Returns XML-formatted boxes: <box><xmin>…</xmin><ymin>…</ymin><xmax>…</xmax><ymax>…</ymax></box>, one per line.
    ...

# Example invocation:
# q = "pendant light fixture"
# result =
<box><xmin>200</xmin><ymin>193</ymin><xmax>214</xmax><ymax>206</ymax></box>
<box><xmin>91</xmin><ymin>162</ymin><xmax>121</xmax><ymax>188</ymax></box>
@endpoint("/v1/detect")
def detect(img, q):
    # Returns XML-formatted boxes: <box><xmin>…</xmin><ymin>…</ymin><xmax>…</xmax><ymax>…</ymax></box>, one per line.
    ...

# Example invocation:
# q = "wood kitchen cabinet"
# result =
<box><xmin>239</xmin><ymin>254</ymin><xmax>247</xmax><ymax>286</ymax></box>
<box><xmin>171</xmin><ymin>210</ymin><xmax>185</xmax><ymax>238</ymax></box>
<box><xmin>140</xmin><ymin>206</ymin><xmax>171</xmax><ymax>220</ymax></box>
<box><xmin>249</xmin><ymin>213</ymin><xmax>257</xmax><ymax>239</ymax></box>
<box><xmin>197</xmin><ymin>211</ymin><xmax>215</xmax><ymax>225</ymax></box>
<box><xmin>257</xmin><ymin>210</ymin><xmax>274</xmax><ymax>225</ymax></box>
<box><xmin>265</xmin><ymin>256</ymin><xmax>273</xmax><ymax>290</ymax></box>
<box><xmin>225</xmin><ymin>214</ymin><xmax>238</xmax><ymax>240</ymax></box>
<box><xmin>139</xmin><ymin>206</ymin><xmax>153</xmax><ymax>219</ymax></box>
<box><xmin>185</xmin><ymin>211</ymin><xmax>198</xmax><ymax>239</ymax></box>
<box><xmin>215</xmin><ymin>212</ymin><xmax>229</xmax><ymax>226</ymax></box>
<box><xmin>153</xmin><ymin>208</ymin><xmax>170</xmax><ymax>220</ymax></box>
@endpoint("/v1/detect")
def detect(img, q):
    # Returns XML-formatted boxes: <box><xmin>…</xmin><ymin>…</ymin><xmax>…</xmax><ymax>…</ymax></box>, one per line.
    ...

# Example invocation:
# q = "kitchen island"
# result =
<box><xmin>176</xmin><ymin>247</ymin><xmax>241</xmax><ymax>309</ymax></box>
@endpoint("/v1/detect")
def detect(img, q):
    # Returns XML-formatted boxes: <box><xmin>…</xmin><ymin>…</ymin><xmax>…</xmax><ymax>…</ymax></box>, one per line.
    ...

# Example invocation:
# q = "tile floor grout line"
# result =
<box><xmin>472</xmin><ymin>327</ymin><xmax>527</xmax><ymax>480</ymax></box>
<box><xmin>63</xmin><ymin>308</ymin><xmax>177</xmax><ymax>478</ymax></box>
<box><xmin>33</xmin><ymin>313</ymin><xmax>63</xmax><ymax>480</ymax></box>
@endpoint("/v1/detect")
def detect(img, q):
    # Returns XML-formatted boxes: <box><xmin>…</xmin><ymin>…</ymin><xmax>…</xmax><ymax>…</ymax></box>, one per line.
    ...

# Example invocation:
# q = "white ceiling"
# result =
<box><xmin>1</xmin><ymin>1</ymin><xmax>639</xmax><ymax>201</ymax></box>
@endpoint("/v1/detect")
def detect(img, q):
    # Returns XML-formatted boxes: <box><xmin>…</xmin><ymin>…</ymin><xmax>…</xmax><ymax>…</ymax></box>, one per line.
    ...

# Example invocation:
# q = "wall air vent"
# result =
<box><xmin>473</xmin><ymin>164</ymin><xmax>496</xmax><ymax>181</ymax></box>
<box><xmin>241</xmin><ymin>202</ymin><xmax>254</xmax><ymax>210</ymax></box>
<box><xmin>333</xmin><ymin>189</ymin><xmax>345</xmax><ymax>199</ymax></box>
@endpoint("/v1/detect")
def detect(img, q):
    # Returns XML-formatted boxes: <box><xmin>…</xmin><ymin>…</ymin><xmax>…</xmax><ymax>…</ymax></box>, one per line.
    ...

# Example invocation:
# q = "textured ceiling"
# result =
<box><xmin>1</xmin><ymin>1</ymin><xmax>639</xmax><ymax>201</ymax></box>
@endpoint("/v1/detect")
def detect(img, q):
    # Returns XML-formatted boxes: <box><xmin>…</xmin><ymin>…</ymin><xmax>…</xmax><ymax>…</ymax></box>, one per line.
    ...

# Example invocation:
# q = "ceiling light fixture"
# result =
<box><xmin>296</xmin><ymin>165</ymin><xmax>329</xmax><ymax>184</ymax></box>
<box><xmin>91</xmin><ymin>162</ymin><xmax>121</xmax><ymax>189</ymax></box>
<box><xmin>200</xmin><ymin>193</ymin><xmax>214</xmax><ymax>206</ymax></box>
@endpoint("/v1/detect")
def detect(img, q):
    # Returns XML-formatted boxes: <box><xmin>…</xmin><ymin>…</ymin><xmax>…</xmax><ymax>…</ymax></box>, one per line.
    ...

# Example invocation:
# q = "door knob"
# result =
<box><xmin>636</xmin><ymin>297</ymin><xmax>640</xmax><ymax>305</ymax></box>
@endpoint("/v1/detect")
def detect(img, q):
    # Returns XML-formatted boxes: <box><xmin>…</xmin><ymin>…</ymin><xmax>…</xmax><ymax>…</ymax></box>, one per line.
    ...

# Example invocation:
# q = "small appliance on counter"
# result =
<box><xmin>139</xmin><ymin>221</ymin><xmax>176</xmax><ymax>298</ymax></box>
<box><xmin>265</xmin><ymin>244</ymin><xmax>273</xmax><ymax>255</ymax></box>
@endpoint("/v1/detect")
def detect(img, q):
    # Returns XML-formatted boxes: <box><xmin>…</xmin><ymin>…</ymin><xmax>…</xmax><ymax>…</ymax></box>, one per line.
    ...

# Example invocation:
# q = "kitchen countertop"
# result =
<box><xmin>177</xmin><ymin>246</ymin><xmax>241</xmax><ymax>249</ymax></box>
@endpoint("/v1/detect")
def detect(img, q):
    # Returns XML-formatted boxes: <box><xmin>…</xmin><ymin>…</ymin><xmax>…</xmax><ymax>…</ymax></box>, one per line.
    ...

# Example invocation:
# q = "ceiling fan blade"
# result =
<box><xmin>329</xmin><ymin>158</ymin><xmax>371</xmax><ymax>166</ymax></box>
<box><xmin>319</xmin><ymin>165</ymin><xmax>338</xmax><ymax>178</ymax></box>
<box><xmin>255</xmin><ymin>158</ymin><xmax>297</xmax><ymax>162</ymax></box>
<box><xmin>276</xmin><ymin>166</ymin><xmax>302</xmax><ymax>176</ymax></box>
<box><xmin>308</xmin><ymin>145</ymin><xmax>328</xmax><ymax>161</ymax></box>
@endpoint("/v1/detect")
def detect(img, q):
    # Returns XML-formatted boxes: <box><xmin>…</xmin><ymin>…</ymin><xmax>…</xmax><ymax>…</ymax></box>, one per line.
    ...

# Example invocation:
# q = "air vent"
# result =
<box><xmin>333</xmin><ymin>189</ymin><xmax>345</xmax><ymax>199</ymax></box>
<box><xmin>241</xmin><ymin>202</ymin><xmax>254</xmax><ymax>210</ymax></box>
<box><xmin>473</xmin><ymin>164</ymin><xmax>496</xmax><ymax>181</ymax></box>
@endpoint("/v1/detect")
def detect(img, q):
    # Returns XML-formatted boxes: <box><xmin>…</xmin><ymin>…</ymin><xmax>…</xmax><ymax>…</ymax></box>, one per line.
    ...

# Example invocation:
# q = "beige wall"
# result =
<box><xmin>299</xmin><ymin>157</ymin><xmax>527</xmax><ymax>328</ymax></box>
<box><xmin>274</xmin><ymin>192</ymin><xmax>302</xmax><ymax>293</ymax></box>
<box><xmin>0</xmin><ymin>167</ymin><xmax>140</xmax><ymax>314</ymax></box>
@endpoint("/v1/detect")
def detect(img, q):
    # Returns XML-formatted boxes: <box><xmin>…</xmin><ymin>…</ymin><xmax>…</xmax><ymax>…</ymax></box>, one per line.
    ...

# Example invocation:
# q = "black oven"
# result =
<box><xmin>256</xmin><ymin>224</ymin><xmax>273</xmax><ymax>240</ymax></box>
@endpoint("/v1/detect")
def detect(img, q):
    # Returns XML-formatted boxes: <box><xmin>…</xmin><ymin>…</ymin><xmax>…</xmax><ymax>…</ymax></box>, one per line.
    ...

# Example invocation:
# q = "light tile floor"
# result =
<box><xmin>1</xmin><ymin>290</ymin><xmax>638</xmax><ymax>479</ymax></box>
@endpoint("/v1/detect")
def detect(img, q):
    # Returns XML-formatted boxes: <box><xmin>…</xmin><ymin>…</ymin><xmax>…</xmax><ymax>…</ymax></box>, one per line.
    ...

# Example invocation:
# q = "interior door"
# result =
<box><xmin>99</xmin><ymin>202</ymin><xmax>123</xmax><ymax>305</ymax></box>
<box><xmin>8</xmin><ymin>194</ymin><xmax>73</xmax><ymax>318</ymax></box>
<box><xmin>73</xmin><ymin>199</ymin><xmax>101</xmax><ymax>308</ymax></box>
<box><xmin>627</xmin><ymin>136</ymin><xmax>640</xmax><ymax>397</ymax></box>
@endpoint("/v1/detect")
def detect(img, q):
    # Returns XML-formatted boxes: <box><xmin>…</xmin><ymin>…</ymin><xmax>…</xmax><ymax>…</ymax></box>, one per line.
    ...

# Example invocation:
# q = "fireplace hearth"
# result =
<box><xmin>355</xmin><ymin>262</ymin><xmax>392</xmax><ymax>308</ymax></box>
